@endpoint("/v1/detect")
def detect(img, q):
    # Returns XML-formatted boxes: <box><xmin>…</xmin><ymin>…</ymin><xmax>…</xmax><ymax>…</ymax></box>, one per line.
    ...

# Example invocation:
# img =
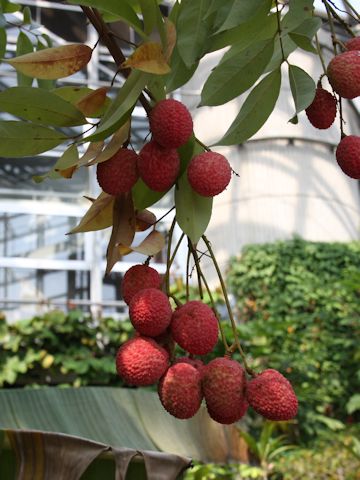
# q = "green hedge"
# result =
<box><xmin>227</xmin><ymin>237</ymin><xmax>360</xmax><ymax>437</ymax></box>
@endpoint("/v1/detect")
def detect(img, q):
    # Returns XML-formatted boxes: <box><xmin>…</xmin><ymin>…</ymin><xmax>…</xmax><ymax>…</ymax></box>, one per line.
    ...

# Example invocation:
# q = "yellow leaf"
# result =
<box><xmin>7</xmin><ymin>44</ymin><xmax>92</xmax><ymax>80</ymax></box>
<box><xmin>118</xmin><ymin>245</ymin><xmax>133</xmax><ymax>256</ymax></box>
<box><xmin>132</xmin><ymin>230</ymin><xmax>165</xmax><ymax>256</ymax></box>
<box><xmin>122</xmin><ymin>42</ymin><xmax>170</xmax><ymax>75</ymax></box>
<box><xmin>69</xmin><ymin>192</ymin><xmax>114</xmax><ymax>234</ymax></box>
<box><xmin>136</xmin><ymin>209</ymin><xmax>156</xmax><ymax>232</ymax></box>
<box><xmin>58</xmin><ymin>165</ymin><xmax>77</xmax><ymax>179</ymax></box>
<box><xmin>164</xmin><ymin>18</ymin><xmax>176</xmax><ymax>62</ymax></box>
<box><xmin>76</xmin><ymin>87</ymin><xmax>109</xmax><ymax>117</ymax></box>
<box><xmin>77</xmin><ymin>141</ymin><xmax>104</xmax><ymax>167</ymax></box>
<box><xmin>87</xmin><ymin>121</ymin><xmax>130</xmax><ymax>166</ymax></box>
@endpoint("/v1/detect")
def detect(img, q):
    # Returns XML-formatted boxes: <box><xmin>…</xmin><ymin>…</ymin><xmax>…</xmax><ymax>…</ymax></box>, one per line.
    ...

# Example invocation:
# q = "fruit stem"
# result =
<box><xmin>164</xmin><ymin>216</ymin><xmax>176</xmax><ymax>296</ymax></box>
<box><xmin>342</xmin><ymin>0</ymin><xmax>360</xmax><ymax>22</ymax></box>
<box><xmin>315</xmin><ymin>35</ymin><xmax>327</xmax><ymax>76</ymax></box>
<box><xmin>323</xmin><ymin>0</ymin><xmax>356</xmax><ymax>38</ymax></box>
<box><xmin>186</xmin><ymin>248</ymin><xmax>191</xmax><ymax>302</ymax></box>
<box><xmin>275</xmin><ymin>0</ymin><xmax>286</xmax><ymax>63</ymax></box>
<box><xmin>188</xmin><ymin>240</ymin><xmax>204</xmax><ymax>300</ymax></box>
<box><xmin>195</xmin><ymin>137</ymin><xmax>211</xmax><ymax>152</ymax></box>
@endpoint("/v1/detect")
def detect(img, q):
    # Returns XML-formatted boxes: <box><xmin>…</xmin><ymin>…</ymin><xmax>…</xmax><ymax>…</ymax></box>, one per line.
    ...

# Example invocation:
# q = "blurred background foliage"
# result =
<box><xmin>1</xmin><ymin>237</ymin><xmax>359</xmax><ymax>479</ymax></box>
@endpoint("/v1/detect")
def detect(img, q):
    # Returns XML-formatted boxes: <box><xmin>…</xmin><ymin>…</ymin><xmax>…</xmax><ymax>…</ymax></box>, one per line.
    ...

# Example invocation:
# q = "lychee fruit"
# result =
<box><xmin>149</xmin><ymin>98</ymin><xmax>193</xmax><ymax>149</ymax></box>
<box><xmin>96</xmin><ymin>148</ymin><xmax>139</xmax><ymax>196</ymax></box>
<box><xmin>174</xmin><ymin>357</ymin><xmax>205</xmax><ymax>377</ymax></box>
<box><xmin>345</xmin><ymin>37</ymin><xmax>360</xmax><ymax>51</ymax></box>
<box><xmin>121</xmin><ymin>264</ymin><xmax>161</xmax><ymax>305</ymax></box>
<box><xmin>153</xmin><ymin>328</ymin><xmax>175</xmax><ymax>357</ymax></box>
<box><xmin>138</xmin><ymin>140</ymin><xmax>180</xmax><ymax>192</ymax></box>
<box><xmin>187</xmin><ymin>151</ymin><xmax>232</xmax><ymax>197</ymax></box>
<box><xmin>170</xmin><ymin>300</ymin><xmax>219</xmax><ymax>355</ymax></box>
<box><xmin>336</xmin><ymin>135</ymin><xmax>360</xmax><ymax>179</ymax></box>
<box><xmin>158</xmin><ymin>363</ymin><xmax>203</xmax><ymax>419</ymax></box>
<box><xmin>202</xmin><ymin>357</ymin><xmax>247</xmax><ymax>424</ymax></box>
<box><xmin>129</xmin><ymin>288</ymin><xmax>172</xmax><ymax>337</ymax></box>
<box><xmin>246</xmin><ymin>369</ymin><xmax>298</xmax><ymax>421</ymax></box>
<box><xmin>327</xmin><ymin>50</ymin><xmax>360</xmax><ymax>99</ymax></box>
<box><xmin>305</xmin><ymin>87</ymin><xmax>337</xmax><ymax>129</ymax></box>
<box><xmin>116</xmin><ymin>336</ymin><xmax>169</xmax><ymax>386</ymax></box>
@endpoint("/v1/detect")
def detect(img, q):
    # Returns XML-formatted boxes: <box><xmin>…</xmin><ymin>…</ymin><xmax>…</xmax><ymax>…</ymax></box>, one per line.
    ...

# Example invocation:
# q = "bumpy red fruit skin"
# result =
<box><xmin>129</xmin><ymin>288</ymin><xmax>172</xmax><ymax>337</ymax></box>
<box><xmin>158</xmin><ymin>363</ymin><xmax>203</xmax><ymax>419</ymax></box>
<box><xmin>121</xmin><ymin>264</ymin><xmax>161</xmax><ymax>305</ymax></box>
<box><xmin>149</xmin><ymin>99</ymin><xmax>193</xmax><ymax>149</ymax></box>
<box><xmin>202</xmin><ymin>357</ymin><xmax>247</xmax><ymax>424</ymax></box>
<box><xmin>327</xmin><ymin>51</ymin><xmax>360</xmax><ymax>99</ymax></box>
<box><xmin>170</xmin><ymin>301</ymin><xmax>219</xmax><ymax>355</ymax></box>
<box><xmin>345</xmin><ymin>37</ymin><xmax>360</xmax><ymax>51</ymax></box>
<box><xmin>174</xmin><ymin>357</ymin><xmax>205</xmax><ymax>378</ymax></box>
<box><xmin>246</xmin><ymin>369</ymin><xmax>298</xmax><ymax>421</ymax></box>
<box><xmin>336</xmin><ymin>135</ymin><xmax>360</xmax><ymax>179</ymax></box>
<box><xmin>187</xmin><ymin>152</ymin><xmax>232</xmax><ymax>197</ymax></box>
<box><xmin>96</xmin><ymin>148</ymin><xmax>139</xmax><ymax>195</ymax></box>
<box><xmin>138</xmin><ymin>140</ymin><xmax>180</xmax><ymax>192</ymax></box>
<box><xmin>305</xmin><ymin>88</ymin><xmax>337</xmax><ymax>129</ymax></box>
<box><xmin>116</xmin><ymin>337</ymin><xmax>169</xmax><ymax>386</ymax></box>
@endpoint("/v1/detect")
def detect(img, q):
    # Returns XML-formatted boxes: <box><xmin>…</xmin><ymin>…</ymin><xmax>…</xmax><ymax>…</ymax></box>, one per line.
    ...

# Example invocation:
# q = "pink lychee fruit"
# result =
<box><xmin>174</xmin><ymin>357</ymin><xmax>205</xmax><ymax>377</ymax></box>
<box><xmin>246</xmin><ymin>369</ymin><xmax>298</xmax><ymax>421</ymax></box>
<box><xmin>345</xmin><ymin>37</ymin><xmax>360</xmax><ymax>51</ymax></box>
<box><xmin>327</xmin><ymin>50</ymin><xmax>360</xmax><ymax>99</ymax></box>
<box><xmin>187</xmin><ymin>151</ymin><xmax>232</xmax><ymax>197</ymax></box>
<box><xmin>121</xmin><ymin>264</ymin><xmax>161</xmax><ymax>305</ymax></box>
<box><xmin>149</xmin><ymin>98</ymin><xmax>193</xmax><ymax>148</ymax></box>
<box><xmin>170</xmin><ymin>300</ymin><xmax>219</xmax><ymax>355</ymax></box>
<box><xmin>202</xmin><ymin>357</ymin><xmax>247</xmax><ymax>424</ymax></box>
<box><xmin>158</xmin><ymin>363</ymin><xmax>203</xmax><ymax>419</ymax></box>
<box><xmin>116</xmin><ymin>336</ymin><xmax>169</xmax><ymax>386</ymax></box>
<box><xmin>153</xmin><ymin>328</ymin><xmax>175</xmax><ymax>357</ymax></box>
<box><xmin>305</xmin><ymin>87</ymin><xmax>337</xmax><ymax>129</ymax></box>
<box><xmin>129</xmin><ymin>288</ymin><xmax>172</xmax><ymax>337</ymax></box>
<box><xmin>336</xmin><ymin>135</ymin><xmax>360</xmax><ymax>179</ymax></box>
<box><xmin>138</xmin><ymin>140</ymin><xmax>180</xmax><ymax>192</ymax></box>
<box><xmin>96</xmin><ymin>148</ymin><xmax>139</xmax><ymax>196</ymax></box>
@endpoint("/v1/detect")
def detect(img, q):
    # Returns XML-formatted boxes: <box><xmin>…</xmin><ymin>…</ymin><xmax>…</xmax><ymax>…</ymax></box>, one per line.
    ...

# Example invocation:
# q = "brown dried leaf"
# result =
<box><xmin>164</xmin><ymin>18</ymin><xmax>176</xmax><ymax>62</ymax></box>
<box><xmin>8</xmin><ymin>44</ymin><xmax>93</xmax><ymax>80</ymax></box>
<box><xmin>76</xmin><ymin>87</ymin><xmax>109</xmax><ymax>117</ymax></box>
<box><xmin>136</xmin><ymin>209</ymin><xmax>156</xmax><ymax>232</ymax></box>
<box><xmin>88</xmin><ymin>121</ymin><xmax>130</xmax><ymax>166</ymax></box>
<box><xmin>77</xmin><ymin>141</ymin><xmax>104</xmax><ymax>167</ymax></box>
<box><xmin>132</xmin><ymin>230</ymin><xmax>165</xmax><ymax>256</ymax></box>
<box><xmin>69</xmin><ymin>192</ymin><xmax>114</xmax><ymax>234</ymax></box>
<box><xmin>118</xmin><ymin>245</ymin><xmax>133</xmax><ymax>256</ymax></box>
<box><xmin>122</xmin><ymin>42</ymin><xmax>170</xmax><ymax>75</ymax></box>
<box><xmin>58</xmin><ymin>165</ymin><xmax>77</xmax><ymax>179</ymax></box>
<box><xmin>106</xmin><ymin>193</ymin><xmax>136</xmax><ymax>274</ymax></box>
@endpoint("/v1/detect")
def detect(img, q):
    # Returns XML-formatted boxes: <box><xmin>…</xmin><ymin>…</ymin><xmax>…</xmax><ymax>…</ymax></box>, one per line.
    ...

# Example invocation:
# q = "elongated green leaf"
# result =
<box><xmin>347</xmin><ymin>394</ymin><xmax>360</xmax><ymax>414</ymax></box>
<box><xmin>263</xmin><ymin>34</ymin><xmax>297</xmax><ymax>73</ymax></box>
<box><xmin>215</xmin><ymin>69</ymin><xmax>281</xmax><ymax>146</ymax></box>
<box><xmin>86</xmin><ymin>71</ymin><xmax>149</xmax><ymax>142</ymax></box>
<box><xmin>216</xmin><ymin>0</ymin><xmax>271</xmax><ymax>33</ymax></box>
<box><xmin>288</xmin><ymin>64</ymin><xmax>315</xmax><ymax>117</ymax></box>
<box><xmin>139</xmin><ymin>0</ymin><xmax>166</xmax><ymax>48</ymax></box>
<box><xmin>1</xmin><ymin>1</ymin><xmax>21</xmax><ymax>13</ymax></box>
<box><xmin>0</xmin><ymin>121</ymin><xmax>66</xmax><ymax>157</ymax></box>
<box><xmin>288</xmin><ymin>17</ymin><xmax>322</xmax><ymax>54</ymax></box>
<box><xmin>204</xmin><ymin>0</ymin><xmax>234</xmax><ymax>31</ymax></box>
<box><xmin>201</xmin><ymin>38</ymin><xmax>274</xmax><ymax>106</ymax></box>
<box><xmin>132</xmin><ymin>179</ymin><xmax>168</xmax><ymax>211</ymax></box>
<box><xmin>281</xmin><ymin>0</ymin><xmax>314</xmax><ymax>32</ymax></box>
<box><xmin>237</xmin><ymin>429</ymin><xmax>260</xmax><ymax>458</ymax></box>
<box><xmin>0</xmin><ymin>27</ymin><xmax>6</xmax><ymax>59</ymax></box>
<box><xmin>67</xmin><ymin>0</ymin><xmax>145</xmax><ymax>38</ymax></box>
<box><xmin>175</xmin><ymin>172</ymin><xmax>213</xmax><ymax>244</ymax></box>
<box><xmin>176</xmin><ymin>0</ymin><xmax>213</xmax><ymax>68</ymax></box>
<box><xmin>165</xmin><ymin>45</ymin><xmax>198</xmax><ymax>93</ymax></box>
<box><xmin>0</xmin><ymin>87</ymin><xmax>87</xmax><ymax>126</ymax></box>
<box><xmin>16</xmin><ymin>31</ymin><xmax>33</xmax><ymax>87</ymax></box>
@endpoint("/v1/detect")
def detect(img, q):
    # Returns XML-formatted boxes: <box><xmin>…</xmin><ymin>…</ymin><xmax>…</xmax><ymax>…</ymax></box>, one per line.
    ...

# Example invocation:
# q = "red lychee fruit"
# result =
<box><xmin>305</xmin><ymin>87</ymin><xmax>337</xmax><ymax>129</ymax></box>
<box><xmin>96</xmin><ymin>148</ymin><xmax>139</xmax><ymax>196</ymax></box>
<box><xmin>202</xmin><ymin>357</ymin><xmax>247</xmax><ymax>424</ymax></box>
<box><xmin>158</xmin><ymin>363</ymin><xmax>203</xmax><ymax>419</ymax></box>
<box><xmin>138</xmin><ymin>140</ymin><xmax>180</xmax><ymax>192</ymax></box>
<box><xmin>153</xmin><ymin>328</ymin><xmax>175</xmax><ymax>357</ymax></box>
<box><xmin>121</xmin><ymin>264</ymin><xmax>161</xmax><ymax>305</ymax></box>
<box><xmin>327</xmin><ymin>50</ymin><xmax>360</xmax><ymax>99</ymax></box>
<box><xmin>246</xmin><ymin>369</ymin><xmax>298</xmax><ymax>421</ymax></box>
<box><xmin>174</xmin><ymin>357</ymin><xmax>205</xmax><ymax>377</ymax></box>
<box><xmin>187</xmin><ymin>151</ymin><xmax>232</xmax><ymax>197</ymax></box>
<box><xmin>129</xmin><ymin>288</ymin><xmax>172</xmax><ymax>337</ymax></box>
<box><xmin>170</xmin><ymin>300</ymin><xmax>219</xmax><ymax>355</ymax></box>
<box><xmin>116</xmin><ymin>336</ymin><xmax>169</xmax><ymax>386</ymax></box>
<box><xmin>149</xmin><ymin>98</ymin><xmax>193</xmax><ymax>149</ymax></box>
<box><xmin>345</xmin><ymin>37</ymin><xmax>360</xmax><ymax>51</ymax></box>
<box><xmin>336</xmin><ymin>135</ymin><xmax>360</xmax><ymax>179</ymax></box>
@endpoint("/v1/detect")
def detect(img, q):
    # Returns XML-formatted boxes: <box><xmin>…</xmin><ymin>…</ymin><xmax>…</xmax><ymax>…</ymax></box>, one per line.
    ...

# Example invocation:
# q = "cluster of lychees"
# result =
<box><xmin>96</xmin><ymin>98</ymin><xmax>232</xmax><ymax>198</ymax></box>
<box><xmin>305</xmin><ymin>37</ymin><xmax>360</xmax><ymax>179</ymax></box>
<box><xmin>115</xmin><ymin>263</ymin><xmax>298</xmax><ymax>424</ymax></box>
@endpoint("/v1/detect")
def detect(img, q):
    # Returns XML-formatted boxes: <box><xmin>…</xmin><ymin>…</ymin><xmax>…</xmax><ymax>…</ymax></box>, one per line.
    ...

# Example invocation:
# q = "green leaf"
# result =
<box><xmin>16</xmin><ymin>31</ymin><xmax>33</xmax><ymax>87</ymax></box>
<box><xmin>0</xmin><ymin>121</ymin><xmax>66</xmax><ymax>157</ymax></box>
<box><xmin>139</xmin><ymin>0</ymin><xmax>166</xmax><ymax>48</ymax></box>
<box><xmin>0</xmin><ymin>26</ymin><xmax>6</xmax><ymax>59</ymax></box>
<box><xmin>22</xmin><ymin>5</ymin><xmax>31</xmax><ymax>24</ymax></box>
<box><xmin>86</xmin><ymin>70</ymin><xmax>150</xmax><ymax>142</ymax></box>
<box><xmin>237</xmin><ymin>429</ymin><xmax>260</xmax><ymax>458</ymax></box>
<box><xmin>1</xmin><ymin>0</ymin><xmax>20</xmax><ymax>13</ymax></box>
<box><xmin>216</xmin><ymin>0</ymin><xmax>272</xmax><ymax>33</ymax></box>
<box><xmin>201</xmin><ymin>38</ymin><xmax>274</xmax><ymax>106</ymax></box>
<box><xmin>215</xmin><ymin>68</ymin><xmax>281</xmax><ymax>146</ymax></box>
<box><xmin>281</xmin><ymin>0</ymin><xmax>314</xmax><ymax>32</ymax></box>
<box><xmin>67</xmin><ymin>0</ymin><xmax>145</xmax><ymax>38</ymax></box>
<box><xmin>132</xmin><ymin>179</ymin><xmax>168</xmax><ymax>211</ymax></box>
<box><xmin>346</xmin><ymin>394</ymin><xmax>360</xmax><ymax>414</ymax></box>
<box><xmin>0</xmin><ymin>87</ymin><xmax>87</xmax><ymax>126</ymax></box>
<box><xmin>176</xmin><ymin>0</ymin><xmax>213</xmax><ymax>68</ymax></box>
<box><xmin>288</xmin><ymin>17</ymin><xmax>322</xmax><ymax>54</ymax></box>
<box><xmin>288</xmin><ymin>64</ymin><xmax>315</xmax><ymax>117</ymax></box>
<box><xmin>175</xmin><ymin>172</ymin><xmax>213</xmax><ymax>244</ymax></box>
<box><xmin>264</xmin><ymin>34</ymin><xmax>297</xmax><ymax>73</ymax></box>
<box><xmin>165</xmin><ymin>45</ymin><xmax>198</xmax><ymax>93</ymax></box>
